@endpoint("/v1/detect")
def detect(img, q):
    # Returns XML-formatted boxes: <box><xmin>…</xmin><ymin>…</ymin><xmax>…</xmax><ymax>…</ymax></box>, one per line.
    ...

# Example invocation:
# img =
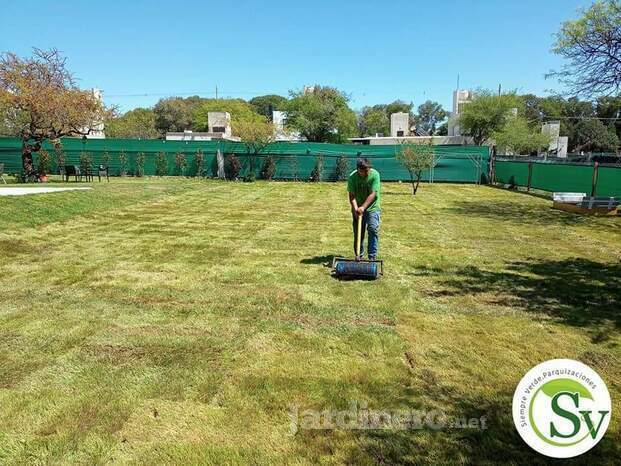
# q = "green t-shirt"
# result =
<box><xmin>347</xmin><ymin>168</ymin><xmax>381</xmax><ymax>212</ymax></box>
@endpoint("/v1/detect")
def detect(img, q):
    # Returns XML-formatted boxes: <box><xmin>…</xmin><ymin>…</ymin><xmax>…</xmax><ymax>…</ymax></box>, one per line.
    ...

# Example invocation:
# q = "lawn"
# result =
<box><xmin>0</xmin><ymin>178</ymin><xmax>619</xmax><ymax>465</ymax></box>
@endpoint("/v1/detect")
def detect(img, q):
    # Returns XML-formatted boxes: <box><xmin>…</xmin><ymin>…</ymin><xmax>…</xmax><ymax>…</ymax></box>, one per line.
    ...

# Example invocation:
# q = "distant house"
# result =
<box><xmin>165</xmin><ymin>112</ymin><xmax>240</xmax><ymax>141</ymax></box>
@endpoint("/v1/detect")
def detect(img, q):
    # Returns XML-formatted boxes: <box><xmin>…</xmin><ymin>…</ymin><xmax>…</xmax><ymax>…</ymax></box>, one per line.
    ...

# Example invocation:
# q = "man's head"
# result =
<box><xmin>356</xmin><ymin>158</ymin><xmax>371</xmax><ymax>178</ymax></box>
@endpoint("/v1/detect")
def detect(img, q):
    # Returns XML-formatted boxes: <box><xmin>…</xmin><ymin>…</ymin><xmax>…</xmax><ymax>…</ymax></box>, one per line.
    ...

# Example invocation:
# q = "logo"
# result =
<box><xmin>513</xmin><ymin>359</ymin><xmax>611</xmax><ymax>458</ymax></box>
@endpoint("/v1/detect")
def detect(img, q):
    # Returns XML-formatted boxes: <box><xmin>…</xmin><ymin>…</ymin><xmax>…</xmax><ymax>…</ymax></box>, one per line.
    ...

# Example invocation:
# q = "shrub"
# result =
<box><xmin>38</xmin><ymin>149</ymin><xmax>51</xmax><ymax>175</ymax></box>
<box><xmin>175</xmin><ymin>152</ymin><xmax>188</xmax><ymax>176</ymax></box>
<box><xmin>53</xmin><ymin>141</ymin><xmax>65</xmax><ymax>174</ymax></box>
<box><xmin>101</xmin><ymin>150</ymin><xmax>110</xmax><ymax>168</ymax></box>
<box><xmin>335</xmin><ymin>154</ymin><xmax>350</xmax><ymax>181</ymax></box>
<box><xmin>194</xmin><ymin>150</ymin><xmax>205</xmax><ymax>177</ymax></box>
<box><xmin>261</xmin><ymin>154</ymin><xmax>276</xmax><ymax>180</ymax></box>
<box><xmin>225</xmin><ymin>153</ymin><xmax>241</xmax><ymax>180</ymax></box>
<box><xmin>136</xmin><ymin>152</ymin><xmax>146</xmax><ymax>177</ymax></box>
<box><xmin>80</xmin><ymin>151</ymin><xmax>92</xmax><ymax>174</ymax></box>
<box><xmin>309</xmin><ymin>154</ymin><xmax>324</xmax><ymax>182</ymax></box>
<box><xmin>243</xmin><ymin>172</ymin><xmax>256</xmax><ymax>182</ymax></box>
<box><xmin>155</xmin><ymin>152</ymin><xmax>168</xmax><ymax>176</ymax></box>
<box><xmin>118</xmin><ymin>151</ymin><xmax>128</xmax><ymax>176</ymax></box>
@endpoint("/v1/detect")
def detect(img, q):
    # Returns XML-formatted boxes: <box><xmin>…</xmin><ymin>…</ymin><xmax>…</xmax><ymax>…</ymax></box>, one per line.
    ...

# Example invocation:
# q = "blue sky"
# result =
<box><xmin>1</xmin><ymin>0</ymin><xmax>594</xmax><ymax>112</ymax></box>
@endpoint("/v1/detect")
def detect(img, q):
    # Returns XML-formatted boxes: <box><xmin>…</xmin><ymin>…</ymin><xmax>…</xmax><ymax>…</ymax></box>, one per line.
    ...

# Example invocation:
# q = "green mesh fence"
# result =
<box><xmin>0</xmin><ymin>137</ymin><xmax>489</xmax><ymax>183</ymax></box>
<box><xmin>495</xmin><ymin>160</ymin><xmax>621</xmax><ymax>197</ymax></box>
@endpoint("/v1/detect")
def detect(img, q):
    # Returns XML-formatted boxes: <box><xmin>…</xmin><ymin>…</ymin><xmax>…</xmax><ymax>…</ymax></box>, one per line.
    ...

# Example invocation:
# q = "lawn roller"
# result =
<box><xmin>332</xmin><ymin>213</ymin><xmax>383</xmax><ymax>279</ymax></box>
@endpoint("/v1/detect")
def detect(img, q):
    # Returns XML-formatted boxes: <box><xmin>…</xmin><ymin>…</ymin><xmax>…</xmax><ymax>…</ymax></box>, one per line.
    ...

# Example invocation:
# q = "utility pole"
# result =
<box><xmin>215</xmin><ymin>85</ymin><xmax>218</xmax><ymax>100</ymax></box>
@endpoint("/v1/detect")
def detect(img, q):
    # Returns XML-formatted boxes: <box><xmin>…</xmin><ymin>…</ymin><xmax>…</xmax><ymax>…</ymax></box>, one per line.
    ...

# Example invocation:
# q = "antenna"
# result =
<box><xmin>215</xmin><ymin>85</ymin><xmax>218</xmax><ymax>99</ymax></box>
<box><xmin>456</xmin><ymin>74</ymin><xmax>460</xmax><ymax>91</ymax></box>
<box><xmin>498</xmin><ymin>84</ymin><xmax>502</xmax><ymax>96</ymax></box>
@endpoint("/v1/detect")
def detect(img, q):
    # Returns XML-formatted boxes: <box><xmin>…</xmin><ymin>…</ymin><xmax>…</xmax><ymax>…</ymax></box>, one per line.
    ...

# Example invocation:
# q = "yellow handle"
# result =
<box><xmin>356</xmin><ymin>213</ymin><xmax>362</xmax><ymax>258</ymax></box>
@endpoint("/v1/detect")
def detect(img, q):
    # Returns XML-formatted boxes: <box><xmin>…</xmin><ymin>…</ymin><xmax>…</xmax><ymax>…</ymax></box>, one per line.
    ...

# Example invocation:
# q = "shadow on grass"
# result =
<box><xmin>421</xmin><ymin>258</ymin><xmax>621</xmax><ymax>338</ymax></box>
<box><xmin>300</xmin><ymin>254</ymin><xmax>337</xmax><ymax>267</ymax></box>
<box><xmin>443</xmin><ymin>200</ymin><xmax>586</xmax><ymax>226</ymax></box>
<box><xmin>344</xmin><ymin>392</ymin><xmax>620</xmax><ymax>465</ymax></box>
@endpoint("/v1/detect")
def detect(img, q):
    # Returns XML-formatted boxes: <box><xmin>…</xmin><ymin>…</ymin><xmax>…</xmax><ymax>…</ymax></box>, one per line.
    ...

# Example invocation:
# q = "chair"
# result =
<box><xmin>0</xmin><ymin>163</ymin><xmax>6</xmax><ymax>184</ymax></box>
<box><xmin>64</xmin><ymin>165</ymin><xmax>82</xmax><ymax>182</ymax></box>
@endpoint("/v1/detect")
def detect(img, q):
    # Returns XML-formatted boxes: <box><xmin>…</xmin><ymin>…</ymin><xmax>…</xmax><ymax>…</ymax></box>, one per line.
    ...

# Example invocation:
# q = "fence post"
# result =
<box><xmin>591</xmin><ymin>161</ymin><xmax>599</xmax><ymax>197</ymax></box>
<box><xmin>527</xmin><ymin>162</ymin><xmax>533</xmax><ymax>192</ymax></box>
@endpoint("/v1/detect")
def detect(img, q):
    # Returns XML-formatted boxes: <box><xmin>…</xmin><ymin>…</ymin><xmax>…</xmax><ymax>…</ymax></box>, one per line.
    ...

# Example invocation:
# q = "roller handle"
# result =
<box><xmin>355</xmin><ymin>212</ymin><xmax>362</xmax><ymax>260</ymax></box>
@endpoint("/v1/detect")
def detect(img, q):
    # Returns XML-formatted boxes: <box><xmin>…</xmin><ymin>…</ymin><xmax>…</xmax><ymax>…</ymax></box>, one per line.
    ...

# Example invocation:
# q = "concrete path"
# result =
<box><xmin>0</xmin><ymin>187</ymin><xmax>92</xmax><ymax>196</ymax></box>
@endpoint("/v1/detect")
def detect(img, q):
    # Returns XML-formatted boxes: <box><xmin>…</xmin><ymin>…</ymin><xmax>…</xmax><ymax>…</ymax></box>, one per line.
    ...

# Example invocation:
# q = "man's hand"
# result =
<box><xmin>356</xmin><ymin>206</ymin><xmax>365</xmax><ymax>216</ymax></box>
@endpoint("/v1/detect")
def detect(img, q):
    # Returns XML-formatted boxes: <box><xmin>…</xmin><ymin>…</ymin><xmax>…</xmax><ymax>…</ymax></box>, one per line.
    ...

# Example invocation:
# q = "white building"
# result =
<box><xmin>207</xmin><ymin>112</ymin><xmax>232</xmax><ymax>138</ymax></box>
<box><xmin>272</xmin><ymin>110</ymin><xmax>304</xmax><ymax>141</ymax></box>
<box><xmin>390</xmin><ymin>112</ymin><xmax>410</xmax><ymax>137</ymax></box>
<box><xmin>448</xmin><ymin>89</ymin><xmax>473</xmax><ymax>137</ymax></box>
<box><xmin>84</xmin><ymin>88</ymin><xmax>106</xmax><ymax>139</ymax></box>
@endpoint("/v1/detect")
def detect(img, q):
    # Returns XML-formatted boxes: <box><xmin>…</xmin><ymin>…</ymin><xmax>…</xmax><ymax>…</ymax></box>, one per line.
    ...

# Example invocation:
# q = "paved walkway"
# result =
<box><xmin>0</xmin><ymin>187</ymin><xmax>92</xmax><ymax>196</ymax></box>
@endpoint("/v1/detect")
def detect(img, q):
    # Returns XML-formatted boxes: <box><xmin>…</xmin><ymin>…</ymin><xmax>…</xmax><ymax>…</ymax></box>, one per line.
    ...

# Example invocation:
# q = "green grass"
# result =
<box><xmin>0</xmin><ymin>178</ymin><xmax>619</xmax><ymax>465</ymax></box>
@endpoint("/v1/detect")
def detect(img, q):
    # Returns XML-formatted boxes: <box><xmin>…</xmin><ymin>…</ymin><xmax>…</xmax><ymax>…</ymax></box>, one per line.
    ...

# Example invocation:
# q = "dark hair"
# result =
<box><xmin>356</xmin><ymin>157</ymin><xmax>371</xmax><ymax>169</ymax></box>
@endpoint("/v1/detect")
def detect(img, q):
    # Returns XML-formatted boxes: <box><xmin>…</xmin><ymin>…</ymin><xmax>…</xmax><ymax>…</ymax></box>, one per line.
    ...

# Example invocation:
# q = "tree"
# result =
<box><xmin>458</xmin><ymin>91</ymin><xmax>519</xmax><ymax>145</ymax></box>
<box><xmin>0</xmin><ymin>48</ymin><xmax>111</xmax><ymax>172</ymax></box>
<box><xmin>153</xmin><ymin>96</ymin><xmax>201</xmax><ymax>133</ymax></box>
<box><xmin>549</xmin><ymin>0</ymin><xmax>621</xmax><ymax>97</ymax></box>
<box><xmin>573</xmin><ymin>118</ymin><xmax>619</xmax><ymax>152</ymax></box>
<box><xmin>358</xmin><ymin>106</ymin><xmax>390</xmax><ymax>137</ymax></box>
<box><xmin>396</xmin><ymin>140</ymin><xmax>435</xmax><ymax>195</ymax></box>
<box><xmin>415</xmin><ymin>100</ymin><xmax>447</xmax><ymax>135</ymax></box>
<box><xmin>234</xmin><ymin>119</ymin><xmax>275</xmax><ymax>173</ymax></box>
<box><xmin>192</xmin><ymin>98</ymin><xmax>264</xmax><ymax>131</ymax></box>
<box><xmin>285</xmin><ymin>86</ymin><xmax>357</xmax><ymax>143</ymax></box>
<box><xmin>249</xmin><ymin>95</ymin><xmax>288</xmax><ymax>120</ymax></box>
<box><xmin>492</xmin><ymin>116</ymin><xmax>552</xmax><ymax>155</ymax></box>
<box><xmin>106</xmin><ymin>108</ymin><xmax>159</xmax><ymax>139</ymax></box>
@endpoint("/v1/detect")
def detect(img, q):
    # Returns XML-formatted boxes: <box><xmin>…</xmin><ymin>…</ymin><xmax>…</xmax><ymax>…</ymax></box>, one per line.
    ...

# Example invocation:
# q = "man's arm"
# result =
<box><xmin>356</xmin><ymin>192</ymin><xmax>376</xmax><ymax>215</ymax></box>
<box><xmin>348</xmin><ymin>192</ymin><xmax>359</xmax><ymax>213</ymax></box>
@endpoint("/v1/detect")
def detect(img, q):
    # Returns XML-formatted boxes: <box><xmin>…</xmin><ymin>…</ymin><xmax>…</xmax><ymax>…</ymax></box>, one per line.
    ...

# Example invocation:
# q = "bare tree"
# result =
<box><xmin>234</xmin><ymin>120</ymin><xmax>275</xmax><ymax>173</ymax></box>
<box><xmin>548</xmin><ymin>1</ymin><xmax>621</xmax><ymax>97</ymax></box>
<box><xmin>0</xmin><ymin>48</ymin><xmax>113</xmax><ymax>173</ymax></box>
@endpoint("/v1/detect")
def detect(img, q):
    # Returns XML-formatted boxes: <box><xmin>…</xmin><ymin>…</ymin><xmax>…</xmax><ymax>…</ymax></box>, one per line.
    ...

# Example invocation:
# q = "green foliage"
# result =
<box><xmin>101</xmin><ymin>150</ymin><xmax>110</xmax><ymax>168</ymax></box>
<box><xmin>136</xmin><ymin>152</ymin><xmax>146</xmax><ymax>177</ymax></box>
<box><xmin>153</xmin><ymin>96</ymin><xmax>203</xmax><ymax>133</ymax></box>
<box><xmin>225</xmin><ymin>153</ymin><xmax>241</xmax><ymax>180</ymax></box>
<box><xmin>309</xmin><ymin>154</ymin><xmax>324</xmax><ymax>182</ymax></box>
<box><xmin>573</xmin><ymin>118</ymin><xmax>619</xmax><ymax>152</ymax></box>
<box><xmin>550</xmin><ymin>0</ymin><xmax>621</xmax><ymax>96</ymax></box>
<box><xmin>285</xmin><ymin>86</ymin><xmax>357</xmax><ymax>143</ymax></box>
<box><xmin>243</xmin><ymin>171</ymin><xmax>256</xmax><ymax>182</ymax></box>
<box><xmin>155</xmin><ymin>152</ymin><xmax>168</xmax><ymax>176</ymax></box>
<box><xmin>458</xmin><ymin>91</ymin><xmax>520</xmax><ymax>145</ymax></box>
<box><xmin>118</xmin><ymin>150</ymin><xmax>128</xmax><ymax>176</ymax></box>
<box><xmin>261</xmin><ymin>154</ymin><xmax>276</xmax><ymax>180</ymax></box>
<box><xmin>106</xmin><ymin>108</ymin><xmax>159</xmax><ymax>139</ymax></box>
<box><xmin>79</xmin><ymin>152</ymin><xmax>92</xmax><ymax>174</ymax></box>
<box><xmin>53</xmin><ymin>141</ymin><xmax>65</xmax><ymax>174</ymax></box>
<box><xmin>37</xmin><ymin>149</ymin><xmax>51</xmax><ymax>174</ymax></box>
<box><xmin>396</xmin><ymin>140</ymin><xmax>435</xmax><ymax>194</ymax></box>
<box><xmin>194</xmin><ymin>150</ymin><xmax>205</xmax><ymax>177</ymax></box>
<box><xmin>249</xmin><ymin>95</ymin><xmax>288</xmax><ymax>120</ymax></box>
<box><xmin>335</xmin><ymin>154</ymin><xmax>350</xmax><ymax>181</ymax></box>
<box><xmin>492</xmin><ymin>117</ymin><xmax>552</xmax><ymax>155</ymax></box>
<box><xmin>358</xmin><ymin>107</ymin><xmax>390</xmax><ymax>137</ymax></box>
<box><xmin>193</xmin><ymin>99</ymin><xmax>265</xmax><ymax>131</ymax></box>
<box><xmin>174</xmin><ymin>152</ymin><xmax>188</xmax><ymax>176</ymax></box>
<box><xmin>416</xmin><ymin>100</ymin><xmax>448</xmax><ymax>135</ymax></box>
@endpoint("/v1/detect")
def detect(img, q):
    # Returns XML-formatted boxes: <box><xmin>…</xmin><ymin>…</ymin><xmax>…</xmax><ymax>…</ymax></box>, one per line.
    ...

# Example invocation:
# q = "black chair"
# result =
<box><xmin>84</xmin><ymin>165</ymin><xmax>109</xmax><ymax>182</ymax></box>
<box><xmin>64</xmin><ymin>165</ymin><xmax>82</xmax><ymax>182</ymax></box>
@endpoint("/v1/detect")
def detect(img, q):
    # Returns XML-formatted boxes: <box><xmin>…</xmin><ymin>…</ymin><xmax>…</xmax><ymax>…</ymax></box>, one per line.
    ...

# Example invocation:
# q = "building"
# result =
<box><xmin>272</xmin><ymin>110</ymin><xmax>304</xmax><ymax>142</ymax></box>
<box><xmin>542</xmin><ymin>121</ymin><xmax>568</xmax><ymax>158</ymax></box>
<box><xmin>84</xmin><ymin>88</ymin><xmax>106</xmax><ymax>139</ymax></box>
<box><xmin>390</xmin><ymin>112</ymin><xmax>410</xmax><ymax>137</ymax></box>
<box><xmin>448</xmin><ymin>89</ymin><xmax>473</xmax><ymax>137</ymax></box>
<box><xmin>166</xmin><ymin>112</ymin><xmax>240</xmax><ymax>141</ymax></box>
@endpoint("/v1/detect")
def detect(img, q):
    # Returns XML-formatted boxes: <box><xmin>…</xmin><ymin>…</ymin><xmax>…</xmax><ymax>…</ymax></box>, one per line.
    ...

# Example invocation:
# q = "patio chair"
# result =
<box><xmin>64</xmin><ymin>165</ymin><xmax>82</xmax><ymax>182</ymax></box>
<box><xmin>0</xmin><ymin>163</ymin><xmax>5</xmax><ymax>184</ymax></box>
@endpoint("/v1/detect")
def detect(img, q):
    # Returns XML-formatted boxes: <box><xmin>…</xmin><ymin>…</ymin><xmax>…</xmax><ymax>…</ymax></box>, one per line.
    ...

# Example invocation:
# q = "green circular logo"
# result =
<box><xmin>513</xmin><ymin>359</ymin><xmax>611</xmax><ymax>458</ymax></box>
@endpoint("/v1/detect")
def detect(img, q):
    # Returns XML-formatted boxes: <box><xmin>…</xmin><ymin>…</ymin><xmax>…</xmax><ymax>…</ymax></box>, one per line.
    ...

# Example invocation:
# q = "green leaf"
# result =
<box><xmin>541</xmin><ymin>378</ymin><xmax>593</xmax><ymax>400</ymax></box>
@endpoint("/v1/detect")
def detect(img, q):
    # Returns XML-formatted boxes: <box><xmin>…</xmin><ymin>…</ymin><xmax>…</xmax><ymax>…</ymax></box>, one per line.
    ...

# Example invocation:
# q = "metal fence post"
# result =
<box><xmin>591</xmin><ymin>161</ymin><xmax>599</xmax><ymax>197</ymax></box>
<box><xmin>527</xmin><ymin>162</ymin><xmax>533</xmax><ymax>192</ymax></box>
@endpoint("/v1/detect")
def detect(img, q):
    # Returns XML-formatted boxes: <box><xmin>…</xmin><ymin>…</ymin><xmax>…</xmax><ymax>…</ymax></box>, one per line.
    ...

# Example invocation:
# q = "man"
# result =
<box><xmin>347</xmin><ymin>158</ymin><xmax>381</xmax><ymax>261</ymax></box>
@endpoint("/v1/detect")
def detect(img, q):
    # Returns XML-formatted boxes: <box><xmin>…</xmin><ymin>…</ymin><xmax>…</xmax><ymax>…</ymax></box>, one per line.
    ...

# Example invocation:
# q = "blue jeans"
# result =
<box><xmin>352</xmin><ymin>210</ymin><xmax>380</xmax><ymax>259</ymax></box>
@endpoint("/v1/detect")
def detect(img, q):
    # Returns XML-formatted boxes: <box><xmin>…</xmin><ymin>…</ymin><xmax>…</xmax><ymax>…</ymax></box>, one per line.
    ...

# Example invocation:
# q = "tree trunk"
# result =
<box><xmin>21</xmin><ymin>138</ymin><xmax>41</xmax><ymax>174</ymax></box>
<box><xmin>409</xmin><ymin>171</ymin><xmax>416</xmax><ymax>195</ymax></box>
<box><xmin>413</xmin><ymin>171</ymin><xmax>422</xmax><ymax>195</ymax></box>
